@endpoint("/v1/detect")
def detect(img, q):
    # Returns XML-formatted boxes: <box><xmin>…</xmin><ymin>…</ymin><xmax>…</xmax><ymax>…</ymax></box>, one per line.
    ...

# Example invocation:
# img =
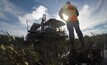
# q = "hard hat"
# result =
<box><xmin>66</xmin><ymin>1</ymin><xmax>70</xmax><ymax>4</ymax></box>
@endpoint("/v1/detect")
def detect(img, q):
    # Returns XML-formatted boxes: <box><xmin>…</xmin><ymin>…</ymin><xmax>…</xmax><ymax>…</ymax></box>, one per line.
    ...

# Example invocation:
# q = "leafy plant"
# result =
<box><xmin>0</xmin><ymin>31</ymin><xmax>107</xmax><ymax>65</ymax></box>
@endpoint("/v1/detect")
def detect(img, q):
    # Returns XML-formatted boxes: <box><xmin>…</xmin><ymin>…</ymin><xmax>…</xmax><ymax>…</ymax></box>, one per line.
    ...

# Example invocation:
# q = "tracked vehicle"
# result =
<box><xmin>26</xmin><ymin>14</ymin><xmax>67</xmax><ymax>42</ymax></box>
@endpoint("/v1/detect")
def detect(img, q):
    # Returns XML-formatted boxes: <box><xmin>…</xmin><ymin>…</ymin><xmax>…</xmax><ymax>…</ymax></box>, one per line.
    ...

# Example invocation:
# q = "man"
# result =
<box><xmin>59</xmin><ymin>1</ymin><xmax>84</xmax><ymax>49</ymax></box>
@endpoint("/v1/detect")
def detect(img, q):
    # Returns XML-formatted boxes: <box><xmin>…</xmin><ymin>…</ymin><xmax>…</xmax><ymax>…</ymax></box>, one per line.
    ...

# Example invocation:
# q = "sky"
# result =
<box><xmin>0</xmin><ymin>0</ymin><xmax>107</xmax><ymax>38</ymax></box>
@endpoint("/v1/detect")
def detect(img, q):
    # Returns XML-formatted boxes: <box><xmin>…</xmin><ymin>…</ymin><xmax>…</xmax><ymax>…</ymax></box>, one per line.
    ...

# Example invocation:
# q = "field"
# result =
<box><xmin>0</xmin><ymin>33</ymin><xmax>107</xmax><ymax>65</ymax></box>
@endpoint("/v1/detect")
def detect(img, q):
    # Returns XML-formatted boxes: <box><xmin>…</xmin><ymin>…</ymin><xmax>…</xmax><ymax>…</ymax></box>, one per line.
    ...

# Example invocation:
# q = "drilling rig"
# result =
<box><xmin>26</xmin><ymin>14</ymin><xmax>68</xmax><ymax>42</ymax></box>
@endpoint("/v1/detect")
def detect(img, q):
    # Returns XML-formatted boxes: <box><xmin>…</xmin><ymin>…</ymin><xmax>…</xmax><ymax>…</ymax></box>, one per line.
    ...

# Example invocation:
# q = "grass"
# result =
<box><xmin>0</xmin><ymin>32</ymin><xmax>107</xmax><ymax>65</ymax></box>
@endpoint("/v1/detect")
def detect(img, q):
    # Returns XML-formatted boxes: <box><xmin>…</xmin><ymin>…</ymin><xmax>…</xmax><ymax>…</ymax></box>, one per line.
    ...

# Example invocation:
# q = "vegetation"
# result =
<box><xmin>0</xmin><ymin>32</ymin><xmax>107</xmax><ymax>65</ymax></box>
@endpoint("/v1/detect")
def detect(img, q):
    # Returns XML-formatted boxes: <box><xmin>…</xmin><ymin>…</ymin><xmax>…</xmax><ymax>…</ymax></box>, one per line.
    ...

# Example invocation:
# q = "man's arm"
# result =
<box><xmin>59</xmin><ymin>7</ymin><xmax>64</xmax><ymax>19</ymax></box>
<box><xmin>75</xmin><ymin>7</ymin><xmax>79</xmax><ymax>16</ymax></box>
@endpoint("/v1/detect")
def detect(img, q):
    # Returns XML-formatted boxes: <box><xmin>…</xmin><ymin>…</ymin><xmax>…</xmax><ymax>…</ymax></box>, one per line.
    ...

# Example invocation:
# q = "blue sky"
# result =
<box><xmin>0</xmin><ymin>0</ymin><xmax>107</xmax><ymax>37</ymax></box>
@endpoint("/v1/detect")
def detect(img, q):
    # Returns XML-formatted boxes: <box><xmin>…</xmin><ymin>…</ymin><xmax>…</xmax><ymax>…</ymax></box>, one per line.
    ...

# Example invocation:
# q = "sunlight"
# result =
<box><xmin>62</xmin><ymin>13</ymin><xmax>68</xmax><ymax>21</ymax></box>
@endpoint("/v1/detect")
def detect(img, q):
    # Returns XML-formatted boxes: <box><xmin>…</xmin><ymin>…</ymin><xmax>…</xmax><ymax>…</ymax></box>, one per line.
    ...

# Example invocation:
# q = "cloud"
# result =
<box><xmin>83</xmin><ymin>25</ymin><xmax>107</xmax><ymax>36</ymax></box>
<box><xmin>79</xmin><ymin>5</ymin><xmax>90</xmax><ymax>16</ymax></box>
<box><xmin>78</xmin><ymin>5</ymin><xmax>92</xmax><ymax>30</ymax></box>
<box><xmin>0</xmin><ymin>0</ymin><xmax>25</xmax><ymax>22</ymax></box>
<box><xmin>0</xmin><ymin>21</ymin><xmax>26</xmax><ymax>36</ymax></box>
<box><xmin>18</xmin><ymin>5</ymin><xmax>50</xmax><ymax>26</ymax></box>
<box><xmin>78</xmin><ymin>4</ymin><xmax>107</xmax><ymax>36</ymax></box>
<box><xmin>0</xmin><ymin>12</ymin><xmax>7</xmax><ymax>20</ymax></box>
<box><xmin>0</xmin><ymin>0</ymin><xmax>27</xmax><ymax>36</ymax></box>
<box><xmin>0</xmin><ymin>0</ymin><xmax>24</xmax><ymax>16</ymax></box>
<box><xmin>32</xmin><ymin>6</ymin><xmax>48</xmax><ymax>20</ymax></box>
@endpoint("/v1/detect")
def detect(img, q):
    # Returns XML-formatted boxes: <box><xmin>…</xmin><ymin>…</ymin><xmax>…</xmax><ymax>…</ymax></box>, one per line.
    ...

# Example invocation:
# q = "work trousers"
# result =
<box><xmin>66</xmin><ymin>22</ymin><xmax>84</xmax><ymax>47</ymax></box>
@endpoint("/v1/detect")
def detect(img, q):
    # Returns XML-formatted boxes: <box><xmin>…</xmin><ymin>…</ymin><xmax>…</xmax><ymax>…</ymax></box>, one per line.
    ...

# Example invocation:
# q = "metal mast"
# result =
<box><xmin>41</xmin><ymin>14</ymin><xmax>46</xmax><ymax>32</ymax></box>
